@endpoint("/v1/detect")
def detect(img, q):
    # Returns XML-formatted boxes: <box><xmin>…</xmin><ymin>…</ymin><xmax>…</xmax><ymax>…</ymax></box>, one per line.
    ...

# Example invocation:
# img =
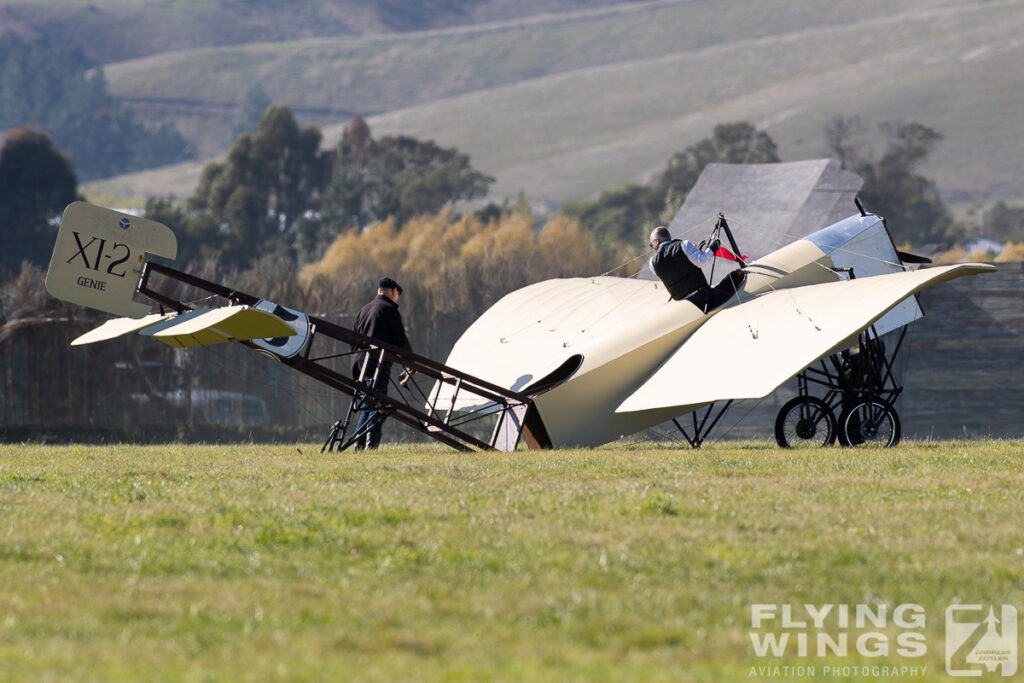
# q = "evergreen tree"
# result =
<box><xmin>827</xmin><ymin>117</ymin><xmax>954</xmax><ymax>245</ymax></box>
<box><xmin>564</xmin><ymin>122</ymin><xmax>779</xmax><ymax>245</ymax></box>
<box><xmin>231</xmin><ymin>84</ymin><xmax>272</xmax><ymax>140</ymax></box>
<box><xmin>320</xmin><ymin>117</ymin><xmax>494</xmax><ymax>242</ymax></box>
<box><xmin>0</xmin><ymin>126</ymin><xmax>79</xmax><ymax>273</ymax></box>
<box><xmin>658</xmin><ymin>121</ymin><xmax>780</xmax><ymax>200</ymax></box>
<box><xmin>982</xmin><ymin>201</ymin><xmax>1024</xmax><ymax>243</ymax></box>
<box><xmin>561</xmin><ymin>184</ymin><xmax>663</xmax><ymax>245</ymax></box>
<box><xmin>189</xmin><ymin>104</ymin><xmax>330</xmax><ymax>268</ymax></box>
<box><xmin>0</xmin><ymin>37</ymin><xmax>191</xmax><ymax>180</ymax></box>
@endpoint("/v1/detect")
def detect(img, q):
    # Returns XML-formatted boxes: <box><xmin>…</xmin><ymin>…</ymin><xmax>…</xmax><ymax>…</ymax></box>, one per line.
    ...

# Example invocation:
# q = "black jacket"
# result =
<box><xmin>351</xmin><ymin>294</ymin><xmax>412</xmax><ymax>378</ymax></box>
<box><xmin>650</xmin><ymin>239</ymin><xmax>710</xmax><ymax>300</ymax></box>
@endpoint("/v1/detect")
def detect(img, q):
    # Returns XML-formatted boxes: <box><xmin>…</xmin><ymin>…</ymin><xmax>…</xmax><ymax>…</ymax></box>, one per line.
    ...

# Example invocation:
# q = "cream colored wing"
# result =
<box><xmin>140</xmin><ymin>307</ymin><xmax>297</xmax><ymax>348</ymax></box>
<box><xmin>616</xmin><ymin>263</ymin><xmax>997</xmax><ymax>414</ymax></box>
<box><xmin>71</xmin><ymin>313</ymin><xmax>174</xmax><ymax>346</ymax></box>
<box><xmin>436</xmin><ymin>275</ymin><xmax>705</xmax><ymax>410</ymax></box>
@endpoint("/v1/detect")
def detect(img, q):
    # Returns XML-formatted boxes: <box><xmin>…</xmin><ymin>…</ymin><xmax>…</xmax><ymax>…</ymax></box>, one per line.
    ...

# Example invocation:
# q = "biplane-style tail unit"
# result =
<box><xmin>46</xmin><ymin>202</ymin><xmax>540</xmax><ymax>452</ymax></box>
<box><xmin>46</xmin><ymin>201</ymin><xmax>995</xmax><ymax>451</ymax></box>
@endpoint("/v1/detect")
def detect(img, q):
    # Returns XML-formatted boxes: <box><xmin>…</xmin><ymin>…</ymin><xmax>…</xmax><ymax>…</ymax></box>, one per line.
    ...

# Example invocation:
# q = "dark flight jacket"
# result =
<box><xmin>350</xmin><ymin>294</ymin><xmax>412</xmax><ymax>379</ymax></box>
<box><xmin>650</xmin><ymin>239</ymin><xmax>710</xmax><ymax>300</ymax></box>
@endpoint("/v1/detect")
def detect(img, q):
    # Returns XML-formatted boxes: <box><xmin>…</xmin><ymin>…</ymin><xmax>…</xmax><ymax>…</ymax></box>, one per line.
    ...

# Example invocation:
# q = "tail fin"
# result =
<box><xmin>45</xmin><ymin>202</ymin><xmax>177</xmax><ymax>318</ymax></box>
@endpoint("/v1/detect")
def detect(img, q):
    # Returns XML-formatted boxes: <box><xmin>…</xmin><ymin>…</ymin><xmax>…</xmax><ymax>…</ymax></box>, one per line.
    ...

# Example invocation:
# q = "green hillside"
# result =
<box><xmin>86</xmin><ymin>0</ymin><xmax>1024</xmax><ymax>209</ymax></box>
<box><xmin>103</xmin><ymin>0</ymin><xmax>927</xmax><ymax>114</ymax></box>
<box><xmin>0</xmin><ymin>0</ymin><xmax>630</xmax><ymax>63</ymax></box>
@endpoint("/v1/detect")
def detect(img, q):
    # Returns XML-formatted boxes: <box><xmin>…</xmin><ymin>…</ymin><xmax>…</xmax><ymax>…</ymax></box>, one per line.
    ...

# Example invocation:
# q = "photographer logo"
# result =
<box><xmin>946</xmin><ymin>605</ymin><xmax>1017</xmax><ymax>677</ymax></box>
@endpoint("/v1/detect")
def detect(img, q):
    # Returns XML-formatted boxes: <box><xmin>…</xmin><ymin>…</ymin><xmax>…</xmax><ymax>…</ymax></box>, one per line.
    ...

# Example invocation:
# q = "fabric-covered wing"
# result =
<box><xmin>436</xmin><ymin>276</ymin><xmax>696</xmax><ymax>410</ymax></box>
<box><xmin>616</xmin><ymin>263</ymin><xmax>996</xmax><ymax>414</ymax></box>
<box><xmin>140</xmin><ymin>307</ymin><xmax>297</xmax><ymax>348</ymax></box>
<box><xmin>71</xmin><ymin>313</ymin><xmax>174</xmax><ymax>346</ymax></box>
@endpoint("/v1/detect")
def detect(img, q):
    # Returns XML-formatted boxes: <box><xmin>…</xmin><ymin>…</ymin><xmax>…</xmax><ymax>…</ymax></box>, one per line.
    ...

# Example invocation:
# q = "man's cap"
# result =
<box><xmin>379</xmin><ymin>277</ymin><xmax>403</xmax><ymax>294</ymax></box>
<box><xmin>650</xmin><ymin>226</ymin><xmax>671</xmax><ymax>244</ymax></box>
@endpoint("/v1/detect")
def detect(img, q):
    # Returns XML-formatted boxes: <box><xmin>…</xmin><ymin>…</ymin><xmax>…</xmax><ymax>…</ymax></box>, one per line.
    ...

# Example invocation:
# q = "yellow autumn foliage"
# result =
<box><xmin>534</xmin><ymin>214</ymin><xmax>604</xmax><ymax>279</ymax></box>
<box><xmin>996</xmin><ymin>242</ymin><xmax>1024</xmax><ymax>262</ymax></box>
<box><xmin>933</xmin><ymin>246</ymin><xmax>966</xmax><ymax>264</ymax></box>
<box><xmin>298</xmin><ymin>210</ymin><xmax>624</xmax><ymax>358</ymax></box>
<box><xmin>965</xmin><ymin>251</ymin><xmax>994</xmax><ymax>263</ymax></box>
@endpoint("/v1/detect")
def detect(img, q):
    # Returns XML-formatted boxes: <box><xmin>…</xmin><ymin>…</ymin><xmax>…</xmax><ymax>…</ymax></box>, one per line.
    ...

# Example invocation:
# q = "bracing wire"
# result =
<box><xmin>177</xmin><ymin>213</ymin><xmax>921</xmax><ymax>445</ymax></box>
<box><xmin>599</xmin><ymin>250</ymin><xmax>654</xmax><ymax>278</ymax></box>
<box><xmin>711</xmin><ymin>395</ymin><xmax>771</xmax><ymax>443</ymax></box>
<box><xmin>507</xmin><ymin>216</ymin><xmax>725</xmax><ymax>339</ymax></box>
<box><xmin>715</xmin><ymin>214</ymin><xmax>920</xmax><ymax>339</ymax></box>
<box><xmin>182</xmin><ymin>293</ymin><xmax>221</xmax><ymax>308</ymax></box>
<box><xmin>599</xmin><ymin>216</ymin><xmax>720</xmax><ymax>278</ymax></box>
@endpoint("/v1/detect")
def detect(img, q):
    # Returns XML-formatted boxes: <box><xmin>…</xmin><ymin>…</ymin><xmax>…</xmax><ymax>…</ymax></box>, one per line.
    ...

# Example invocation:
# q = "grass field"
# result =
<box><xmin>2</xmin><ymin>440</ymin><xmax>1022</xmax><ymax>680</ymax></box>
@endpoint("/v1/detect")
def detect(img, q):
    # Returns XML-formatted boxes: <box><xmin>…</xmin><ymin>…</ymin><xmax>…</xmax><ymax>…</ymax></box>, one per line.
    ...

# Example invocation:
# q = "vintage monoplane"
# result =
<box><xmin>46</xmin><ymin>201</ymin><xmax>995</xmax><ymax>450</ymax></box>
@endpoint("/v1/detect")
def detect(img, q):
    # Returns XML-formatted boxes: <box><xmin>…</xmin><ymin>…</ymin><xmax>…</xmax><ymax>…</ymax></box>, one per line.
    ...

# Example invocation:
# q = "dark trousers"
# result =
<box><xmin>685</xmin><ymin>286</ymin><xmax>727</xmax><ymax>314</ymax></box>
<box><xmin>354</xmin><ymin>371</ymin><xmax>389</xmax><ymax>450</ymax></box>
<box><xmin>684</xmin><ymin>269</ymin><xmax>746</xmax><ymax>313</ymax></box>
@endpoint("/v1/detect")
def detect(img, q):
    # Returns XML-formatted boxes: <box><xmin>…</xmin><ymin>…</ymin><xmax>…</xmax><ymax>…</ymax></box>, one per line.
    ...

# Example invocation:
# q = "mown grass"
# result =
<box><xmin>1</xmin><ymin>440</ymin><xmax>1022</xmax><ymax>681</ymax></box>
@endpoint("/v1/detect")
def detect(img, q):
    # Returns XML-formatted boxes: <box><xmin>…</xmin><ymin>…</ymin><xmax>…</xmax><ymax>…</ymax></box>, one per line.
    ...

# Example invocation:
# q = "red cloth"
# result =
<box><xmin>715</xmin><ymin>246</ymin><xmax>749</xmax><ymax>262</ymax></box>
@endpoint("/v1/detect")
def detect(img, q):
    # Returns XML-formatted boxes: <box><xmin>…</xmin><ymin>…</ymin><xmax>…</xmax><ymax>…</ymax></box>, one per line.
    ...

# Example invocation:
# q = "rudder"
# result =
<box><xmin>45</xmin><ymin>202</ymin><xmax>177</xmax><ymax>318</ymax></box>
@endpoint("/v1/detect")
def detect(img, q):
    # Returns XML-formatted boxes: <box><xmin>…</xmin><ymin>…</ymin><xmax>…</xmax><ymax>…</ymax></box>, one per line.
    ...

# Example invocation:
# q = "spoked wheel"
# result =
<box><xmin>775</xmin><ymin>396</ymin><xmax>837</xmax><ymax>448</ymax></box>
<box><xmin>838</xmin><ymin>399</ymin><xmax>901</xmax><ymax>447</ymax></box>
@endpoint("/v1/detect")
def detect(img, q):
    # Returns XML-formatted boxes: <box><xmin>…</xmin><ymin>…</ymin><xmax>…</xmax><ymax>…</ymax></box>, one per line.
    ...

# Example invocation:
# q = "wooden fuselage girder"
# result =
<box><xmin>136</xmin><ymin>261</ymin><xmax>542</xmax><ymax>452</ymax></box>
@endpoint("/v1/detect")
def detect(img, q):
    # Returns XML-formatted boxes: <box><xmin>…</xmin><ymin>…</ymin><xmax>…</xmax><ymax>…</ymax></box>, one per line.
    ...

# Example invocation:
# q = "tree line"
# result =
<box><xmin>563</xmin><ymin>118</ymin><xmax>987</xmax><ymax>249</ymax></box>
<box><xmin>4</xmin><ymin>97</ymin><xmax>1023</xmax><ymax>436</ymax></box>
<box><xmin>144</xmin><ymin>107</ymin><xmax>497</xmax><ymax>272</ymax></box>
<box><xmin>1</xmin><ymin>28</ymin><xmax>1016</xmax><ymax>271</ymax></box>
<box><xmin>6</xmin><ymin>100</ymin><xmax>1023</xmax><ymax>319</ymax></box>
<box><xmin>7</xmin><ymin>103</ymin><xmax>1001</xmax><ymax>281</ymax></box>
<box><xmin>0</xmin><ymin>37</ymin><xmax>192</xmax><ymax>181</ymax></box>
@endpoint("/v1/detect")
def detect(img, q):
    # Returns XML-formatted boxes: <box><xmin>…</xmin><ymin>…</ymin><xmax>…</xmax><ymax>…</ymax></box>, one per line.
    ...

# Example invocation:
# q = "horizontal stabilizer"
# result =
<box><xmin>71</xmin><ymin>313</ymin><xmax>173</xmax><ymax>346</ymax></box>
<box><xmin>141</xmin><ymin>307</ymin><xmax>297</xmax><ymax>348</ymax></box>
<box><xmin>616</xmin><ymin>263</ymin><xmax>996</xmax><ymax>414</ymax></box>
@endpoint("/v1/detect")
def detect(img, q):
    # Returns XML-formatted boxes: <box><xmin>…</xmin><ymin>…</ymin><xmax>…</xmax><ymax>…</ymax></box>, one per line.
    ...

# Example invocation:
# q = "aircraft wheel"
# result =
<box><xmin>838</xmin><ymin>399</ymin><xmax>901</xmax><ymax>448</ymax></box>
<box><xmin>775</xmin><ymin>397</ymin><xmax>837</xmax><ymax>448</ymax></box>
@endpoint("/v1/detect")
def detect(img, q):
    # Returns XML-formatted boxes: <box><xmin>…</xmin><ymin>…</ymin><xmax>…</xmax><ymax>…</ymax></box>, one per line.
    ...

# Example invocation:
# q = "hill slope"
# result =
<box><xmin>86</xmin><ymin>0</ymin><xmax>1024</xmax><ymax>209</ymax></box>
<box><xmin>0</xmin><ymin>0</ymin><xmax>632</xmax><ymax>63</ymax></box>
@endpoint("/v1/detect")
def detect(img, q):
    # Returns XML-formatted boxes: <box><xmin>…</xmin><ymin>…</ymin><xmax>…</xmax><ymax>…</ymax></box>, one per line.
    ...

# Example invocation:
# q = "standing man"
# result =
<box><xmin>350</xmin><ymin>277</ymin><xmax>413</xmax><ymax>449</ymax></box>
<box><xmin>648</xmin><ymin>226</ymin><xmax>743</xmax><ymax>312</ymax></box>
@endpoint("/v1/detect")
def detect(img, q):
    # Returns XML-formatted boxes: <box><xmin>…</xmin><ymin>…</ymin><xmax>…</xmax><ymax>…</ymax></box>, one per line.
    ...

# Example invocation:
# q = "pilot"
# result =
<box><xmin>648</xmin><ymin>226</ymin><xmax>743</xmax><ymax>312</ymax></box>
<box><xmin>350</xmin><ymin>277</ymin><xmax>414</xmax><ymax>449</ymax></box>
